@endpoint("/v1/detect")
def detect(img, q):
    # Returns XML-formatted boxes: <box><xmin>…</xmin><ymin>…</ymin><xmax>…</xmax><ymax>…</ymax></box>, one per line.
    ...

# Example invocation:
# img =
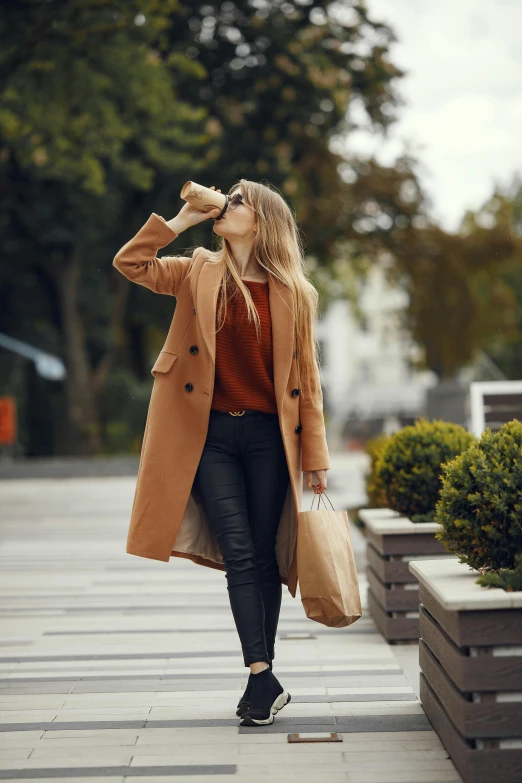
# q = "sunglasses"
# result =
<box><xmin>215</xmin><ymin>192</ymin><xmax>244</xmax><ymax>220</ymax></box>
<box><xmin>229</xmin><ymin>193</ymin><xmax>244</xmax><ymax>210</ymax></box>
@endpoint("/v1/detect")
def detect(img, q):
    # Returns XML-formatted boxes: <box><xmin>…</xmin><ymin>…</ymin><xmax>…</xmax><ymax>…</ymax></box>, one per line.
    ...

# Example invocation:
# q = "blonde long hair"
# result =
<box><xmin>190</xmin><ymin>179</ymin><xmax>323</xmax><ymax>402</ymax></box>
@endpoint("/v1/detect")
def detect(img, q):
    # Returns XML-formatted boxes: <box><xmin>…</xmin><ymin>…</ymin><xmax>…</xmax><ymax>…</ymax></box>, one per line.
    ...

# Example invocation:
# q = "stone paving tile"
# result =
<box><xmin>0</xmin><ymin>733</ymin><xmax>45</xmax><ymax>745</ymax></box>
<box><xmin>0</xmin><ymin>763</ymin><xmax>238</xmax><ymax>777</ymax></box>
<box><xmin>0</xmin><ymin>474</ymin><xmax>463</xmax><ymax>783</ymax></box>
<box><xmin>0</xmin><ymin>750</ymin><xmax>32</xmax><ymax>761</ymax></box>
<box><xmin>28</xmin><ymin>750</ymin><xmax>135</xmax><ymax>763</ymax></box>
<box><xmin>124</xmin><ymin>778</ymin><xmax>347</xmax><ymax>783</ymax></box>
<box><xmin>12</xmin><ymin>779</ymin><xmax>125</xmax><ymax>783</ymax></box>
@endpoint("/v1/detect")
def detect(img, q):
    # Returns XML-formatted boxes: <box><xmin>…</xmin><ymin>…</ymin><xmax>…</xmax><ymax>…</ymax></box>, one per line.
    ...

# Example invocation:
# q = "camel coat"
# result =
<box><xmin>113</xmin><ymin>213</ymin><xmax>331</xmax><ymax>597</ymax></box>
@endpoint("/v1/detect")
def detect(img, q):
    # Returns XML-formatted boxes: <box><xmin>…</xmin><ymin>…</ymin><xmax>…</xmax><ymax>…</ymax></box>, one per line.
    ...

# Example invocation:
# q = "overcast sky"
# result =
<box><xmin>346</xmin><ymin>0</ymin><xmax>522</xmax><ymax>230</ymax></box>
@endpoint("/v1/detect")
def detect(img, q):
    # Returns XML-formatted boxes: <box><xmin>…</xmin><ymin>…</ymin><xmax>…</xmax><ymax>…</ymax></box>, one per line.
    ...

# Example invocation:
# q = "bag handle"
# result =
<box><xmin>309</xmin><ymin>490</ymin><xmax>336</xmax><ymax>511</ymax></box>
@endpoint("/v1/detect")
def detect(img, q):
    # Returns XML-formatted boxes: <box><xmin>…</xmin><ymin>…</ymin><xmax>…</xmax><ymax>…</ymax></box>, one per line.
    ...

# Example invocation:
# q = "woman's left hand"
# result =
<box><xmin>305</xmin><ymin>469</ymin><xmax>328</xmax><ymax>494</ymax></box>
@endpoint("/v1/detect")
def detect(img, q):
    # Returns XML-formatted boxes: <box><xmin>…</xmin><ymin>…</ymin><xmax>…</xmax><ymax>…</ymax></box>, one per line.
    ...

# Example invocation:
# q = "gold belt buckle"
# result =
<box><xmin>229</xmin><ymin>410</ymin><xmax>246</xmax><ymax>416</ymax></box>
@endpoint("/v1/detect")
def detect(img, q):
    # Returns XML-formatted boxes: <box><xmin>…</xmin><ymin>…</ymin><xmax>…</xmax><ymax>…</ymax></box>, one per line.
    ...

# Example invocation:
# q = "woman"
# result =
<box><xmin>112</xmin><ymin>180</ymin><xmax>330</xmax><ymax>727</ymax></box>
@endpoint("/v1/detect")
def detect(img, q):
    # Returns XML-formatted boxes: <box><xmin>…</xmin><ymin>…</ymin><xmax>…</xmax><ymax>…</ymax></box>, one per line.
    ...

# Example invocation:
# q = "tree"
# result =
<box><xmin>0</xmin><ymin>0</ymin><xmax>210</xmax><ymax>454</ymax></box>
<box><xmin>478</xmin><ymin>179</ymin><xmax>522</xmax><ymax>379</ymax></box>
<box><xmin>159</xmin><ymin>0</ymin><xmax>404</xmax><ymax>259</ymax></box>
<box><xmin>398</xmin><ymin>217</ymin><xmax>518</xmax><ymax>379</ymax></box>
<box><xmin>335</xmin><ymin>153</ymin><xmax>519</xmax><ymax>380</ymax></box>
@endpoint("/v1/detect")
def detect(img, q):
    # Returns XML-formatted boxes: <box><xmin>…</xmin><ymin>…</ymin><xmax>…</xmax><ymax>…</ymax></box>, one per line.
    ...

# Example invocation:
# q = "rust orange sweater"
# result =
<box><xmin>211</xmin><ymin>280</ymin><xmax>278</xmax><ymax>414</ymax></box>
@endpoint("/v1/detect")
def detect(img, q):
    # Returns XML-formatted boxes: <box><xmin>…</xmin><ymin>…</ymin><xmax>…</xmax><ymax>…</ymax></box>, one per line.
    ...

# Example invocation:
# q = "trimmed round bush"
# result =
<box><xmin>435</xmin><ymin>419</ymin><xmax>522</xmax><ymax>576</ymax></box>
<box><xmin>375</xmin><ymin>418</ymin><xmax>476</xmax><ymax>522</ymax></box>
<box><xmin>364</xmin><ymin>433</ymin><xmax>392</xmax><ymax>508</ymax></box>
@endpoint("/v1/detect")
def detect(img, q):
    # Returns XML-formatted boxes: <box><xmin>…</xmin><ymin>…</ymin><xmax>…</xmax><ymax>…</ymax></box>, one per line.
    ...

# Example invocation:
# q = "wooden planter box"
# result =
<box><xmin>409</xmin><ymin>558</ymin><xmax>522</xmax><ymax>783</ymax></box>
<box><xmin>358</xmin><ymin>508</ymin><xmax>451</xmax><ymax>642</ymax></box>
<box><xmin>357</xmin><ymin>506</ymin><xmax>402</xmax><ymax>539</ymax></box>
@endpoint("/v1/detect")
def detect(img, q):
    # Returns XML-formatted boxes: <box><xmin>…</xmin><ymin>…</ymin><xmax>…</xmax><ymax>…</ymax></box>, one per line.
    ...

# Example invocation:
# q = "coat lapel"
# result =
<box><xmin>196</xmin><ymin>261</ymin><xmax>295</xmax><ymax>412</ymax></box>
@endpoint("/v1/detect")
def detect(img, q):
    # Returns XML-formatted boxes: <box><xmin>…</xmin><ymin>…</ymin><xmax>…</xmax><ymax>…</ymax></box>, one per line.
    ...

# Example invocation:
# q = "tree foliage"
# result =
<box><xmin>478</xmin><ymin>179</ymin><xmax>522</xmax><ymax>380</ymax></box>
<box><xmin>337</xmin><ymin>157</ymin><xmax>521</xmax><ymax>380</ymax></box>
<box><xmin>435</xmin><ymin>420</ymin><xmax>522</xmax><ymax>587</ymax></box>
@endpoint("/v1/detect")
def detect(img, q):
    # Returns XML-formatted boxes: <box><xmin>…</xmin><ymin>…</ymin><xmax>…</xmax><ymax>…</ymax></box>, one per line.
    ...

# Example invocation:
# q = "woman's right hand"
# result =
<box><xmin>168</xmin><ymin>186</ymin><xmax>223</xmax><ymax>233</ymax></box>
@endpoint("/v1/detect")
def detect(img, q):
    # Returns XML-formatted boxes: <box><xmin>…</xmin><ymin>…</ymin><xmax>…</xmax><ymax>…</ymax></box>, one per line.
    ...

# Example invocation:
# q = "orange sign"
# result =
<box><xmin>0</xmin><ymin>397</ymin><xmax>16</xmax><ymax>445</ymax></box>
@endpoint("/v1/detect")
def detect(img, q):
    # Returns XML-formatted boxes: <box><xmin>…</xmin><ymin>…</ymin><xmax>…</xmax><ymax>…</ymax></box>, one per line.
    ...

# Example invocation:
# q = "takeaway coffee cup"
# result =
<box><xmin>180</xmin><ymin>181</ymin><xmax>228</xmax><ymax>215</ymax></box>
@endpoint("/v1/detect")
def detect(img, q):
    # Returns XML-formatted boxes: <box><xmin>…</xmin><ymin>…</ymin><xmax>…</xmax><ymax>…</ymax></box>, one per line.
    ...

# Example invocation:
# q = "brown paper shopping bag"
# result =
<box><xmin>297</xmin><ymin>491</ymin><xmax>362</xmax><ymax>628</ymax></box>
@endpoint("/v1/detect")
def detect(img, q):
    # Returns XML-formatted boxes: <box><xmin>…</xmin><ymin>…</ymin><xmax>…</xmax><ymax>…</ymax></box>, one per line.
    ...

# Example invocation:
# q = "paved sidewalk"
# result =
<box><xmin>0</xmin><ymin>464</ymin><xmax>463</xmax><ymax>782</ymax></box>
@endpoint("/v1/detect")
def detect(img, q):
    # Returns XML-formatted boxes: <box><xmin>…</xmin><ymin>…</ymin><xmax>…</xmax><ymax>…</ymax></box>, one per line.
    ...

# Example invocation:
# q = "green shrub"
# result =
<box><xmin>364</xmin><ymin>433</ymin><xmax>392</xmax><ymax>508</ymax></box>
<box><xmin>375</xmin><ymin>418</ymin><xmax>476</xmax><ymax>522</ymax></box>
<box><xmin>475</xmin><ymin>562</ymin><xmax>522</xmax><ymax>592</ymax></box>
<box><xmin>435</xmin><ymin>420</ymin><xmax>522</xmax><ymax>588</ymax></box>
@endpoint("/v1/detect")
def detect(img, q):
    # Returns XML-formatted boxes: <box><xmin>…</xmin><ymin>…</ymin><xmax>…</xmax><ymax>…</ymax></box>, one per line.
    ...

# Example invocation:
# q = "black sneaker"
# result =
<box><xmin>239</xmin><ymin>666</ymin><xmax>291</xmax><ymax>726</ymax></box>
<box><xmin>236</xmin><ymin>660</ymin><xmax>272</xmax><ymax>717</ymax></box>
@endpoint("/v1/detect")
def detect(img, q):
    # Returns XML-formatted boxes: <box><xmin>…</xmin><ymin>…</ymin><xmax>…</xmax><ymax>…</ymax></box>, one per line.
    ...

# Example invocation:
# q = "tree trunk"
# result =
<box><xmin>55</xmin><ymin>247</ymin><xmax>101</xmax><ymax>455</ymax></box>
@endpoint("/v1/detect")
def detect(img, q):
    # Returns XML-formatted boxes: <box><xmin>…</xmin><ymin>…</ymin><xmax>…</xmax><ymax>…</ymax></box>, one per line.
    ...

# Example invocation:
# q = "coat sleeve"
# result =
<box><xmin>112</xmin><ymin>213</ymin><xmax>195</xmax><ymax>296</ymax></box>
<box><xmin>300</xmin><ymin>359</ymin><xmax>331</xmax><ymax>473</ymax></box>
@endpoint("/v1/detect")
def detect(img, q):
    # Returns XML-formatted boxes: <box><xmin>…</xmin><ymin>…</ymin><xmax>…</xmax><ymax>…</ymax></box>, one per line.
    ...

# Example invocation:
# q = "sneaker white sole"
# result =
<box><xmin>239</xmin><ymin>690</ymin><xmax>291</xmax><ymax>726</ymax></box>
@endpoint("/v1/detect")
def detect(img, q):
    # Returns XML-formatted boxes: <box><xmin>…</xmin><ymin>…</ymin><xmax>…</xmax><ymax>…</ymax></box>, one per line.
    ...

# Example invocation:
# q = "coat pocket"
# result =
<box><xmin>151</xmin><ymin>350</ymin><xmax>179</xmax><ymax>377</ymax></box>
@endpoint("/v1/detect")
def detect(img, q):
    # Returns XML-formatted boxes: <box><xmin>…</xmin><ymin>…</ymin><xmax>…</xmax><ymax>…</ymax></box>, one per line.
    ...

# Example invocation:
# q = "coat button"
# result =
<box><xmin>185</xmin><ymin>383</ymin><xmax>193</xmax><ymax>392</ymax></box>
<box><xmin>189</xmin><ymin>345</ymin><xmax>198</xmax><ymax>354</ymax></box>
<box><xmin>291</xmin><ymin>388</ymin><xmax>299</xmax><ymax>397</ymax></box>
<box><xmin>295</xmin><ymin>424</ymin><xmax>302</xmax><ymax>434</ymax></box>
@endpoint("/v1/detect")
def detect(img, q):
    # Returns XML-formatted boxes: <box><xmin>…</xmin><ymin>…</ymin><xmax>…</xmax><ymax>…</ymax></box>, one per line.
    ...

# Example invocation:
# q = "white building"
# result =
<box><xmin>315</xmin><ymin>262</ymin><xmax>436</xmax><ymax>450</ymax></box>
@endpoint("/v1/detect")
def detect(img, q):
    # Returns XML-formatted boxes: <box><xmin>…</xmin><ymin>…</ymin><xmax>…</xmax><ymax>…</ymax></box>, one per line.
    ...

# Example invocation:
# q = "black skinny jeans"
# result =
<box><xmin>194</xmin><ymin>408</ymin><xmax>290</xmax><ymax>667</ymax></box>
